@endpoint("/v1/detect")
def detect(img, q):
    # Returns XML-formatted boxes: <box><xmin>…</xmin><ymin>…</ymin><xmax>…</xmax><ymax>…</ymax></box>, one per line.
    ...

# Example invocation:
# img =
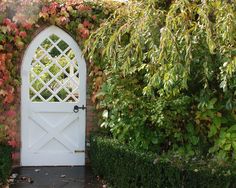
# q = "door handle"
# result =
<box><xmin>74</xmin><ymin>150</ymin><xmax>85</xmax><ymax>153</ymax></box>
<box><xmin>73</xmin><ymin>105</ymin><xmax>86</xmax><ymax>113</ymax></box>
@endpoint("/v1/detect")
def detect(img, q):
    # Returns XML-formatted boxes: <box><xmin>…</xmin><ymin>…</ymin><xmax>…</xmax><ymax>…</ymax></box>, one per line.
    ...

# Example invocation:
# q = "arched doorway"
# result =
<box><xmin>21</xmin><ymin>25</ymin><xmax>86</xmax><ymax>166</ymax></box>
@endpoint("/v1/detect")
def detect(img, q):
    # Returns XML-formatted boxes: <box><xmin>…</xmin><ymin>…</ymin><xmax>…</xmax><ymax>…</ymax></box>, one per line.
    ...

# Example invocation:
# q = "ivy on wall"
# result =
<box><xmin>0</xmin><ymin>0</ymin><xmax>119</xmax><ymax>158</ymax></box>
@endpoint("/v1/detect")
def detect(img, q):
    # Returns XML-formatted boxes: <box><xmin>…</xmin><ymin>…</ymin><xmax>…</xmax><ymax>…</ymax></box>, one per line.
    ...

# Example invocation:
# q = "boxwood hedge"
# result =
<box><xmin>0</xmin><ymin>144</ymin><xmax>12</xmax><ymax>185</ymax></box>
<box><xmin>90</xmin><ymin>136</ymin><xmax>236</xmax><ymax>188</ymax></box>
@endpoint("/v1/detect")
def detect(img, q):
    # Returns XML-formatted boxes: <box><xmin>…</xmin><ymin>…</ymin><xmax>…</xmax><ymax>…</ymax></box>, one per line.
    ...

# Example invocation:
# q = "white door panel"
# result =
<box><xmin>21</xmin><ymin>26</ymin><xmax>86</xmax><ymax>166</ymax></box>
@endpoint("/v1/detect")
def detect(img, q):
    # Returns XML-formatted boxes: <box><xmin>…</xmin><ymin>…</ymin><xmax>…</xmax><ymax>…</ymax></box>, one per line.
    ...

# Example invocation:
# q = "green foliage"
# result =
<box><xmin>90</xmin><ymin>136</ymin><xmax>236</xmax><ymax>188</ymax></box>
<box><xmin>86</xmin><ymin>0</ymin><xmax>236</xmax><ymax>159</ymax></box>
<box><xmin>0</xmin><ymin>0</ymin><xmax>117</xmax><ymax>150</ymax></box>
<box><xmin>0</xmin><ymin>125</ymin><xmax>8</xmax><ymax>145</ymax></box>
<box><xmin>0</xmin><ymin>144</ymin><xmax>12</xmax><ymax>185</ymax></box>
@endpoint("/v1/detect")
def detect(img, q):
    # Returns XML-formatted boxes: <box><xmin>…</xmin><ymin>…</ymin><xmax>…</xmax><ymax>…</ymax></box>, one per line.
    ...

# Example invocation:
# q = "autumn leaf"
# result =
<box><xmin>8</xmin><ymin>140</ymin><xmax>17</xmax><ymax>147</ymax></box>
<box><xmin>0</xmin><ymin>53</ymin><xmax>6</xmax><ymax>63</ymax></box>
<box><xmin>83</xmin><ymin>20</ymin><xmax>92</xmax><ymax>28</ymax></box>
<box><xmin>76</xmin><ymin>4</ymin><xmax>91</xmax><ymax>11</ymax></box>
<box><xmin>3</xmin><ymin>18</ymin><xmax>11</xmax><ymax>25</ymax></box>
<box><xmin>3</xmin><ymin>87</ymin><xmax>14</xmax><ymax>104</ymax></box>
<box><xmin>79</xmin><ymin>28</ymin><xmax>90</xmax><ymax>39</ymax></box>
<box><xmin>6</xmin><ymin>110</ymin><xmax>17</xmax><ymax>117</ymax></box>
<box><xmin>58</xmin><ymin>16</ymin><xmax>70</xmax><ymax>25</ymax></box>
<box><xmin>4</xmin><ymin>93</ymin><xmax>14</xmax><ymax>104</ymax></box>
<box><xmin>92</xmin><ymin>15</ymin><xmax>97</xmax><ymax>20</ymax></box>
<box><xmin>19</xmin><ymin>31</ymin><xmax>27</xmax><ymax>38</ymax></box>
<box><xmin>22</xmin><ymin>22</ymin><xmax>32</xmax><ymax>30</ymax></box>
<box><xmin>0</xmin><ymin>79</ymin><xmax>4</xmax><ymax>86</ymax></box>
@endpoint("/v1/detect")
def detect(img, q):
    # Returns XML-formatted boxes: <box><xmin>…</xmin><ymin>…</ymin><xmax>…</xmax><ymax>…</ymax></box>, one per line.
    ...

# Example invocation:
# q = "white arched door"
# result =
<box><xmin>21</xmin><ymin>26</ymin><xmax>86</xmax><ymax>166</ymax></box>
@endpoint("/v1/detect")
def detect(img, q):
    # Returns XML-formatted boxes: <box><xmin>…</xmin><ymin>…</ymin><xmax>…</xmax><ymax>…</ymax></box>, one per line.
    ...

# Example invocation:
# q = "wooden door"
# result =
<box><xmin>21</xmin><ymin>26</ymin><xmax>86</xmax><ymax>166</ymax></box>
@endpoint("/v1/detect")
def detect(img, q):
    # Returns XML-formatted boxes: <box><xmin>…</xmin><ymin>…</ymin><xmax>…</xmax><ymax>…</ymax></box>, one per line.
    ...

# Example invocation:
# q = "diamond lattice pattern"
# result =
<box><xmin>30</xmin><ymin>34</ymin><xmax>79</xmax><ymax>102</ymax></box>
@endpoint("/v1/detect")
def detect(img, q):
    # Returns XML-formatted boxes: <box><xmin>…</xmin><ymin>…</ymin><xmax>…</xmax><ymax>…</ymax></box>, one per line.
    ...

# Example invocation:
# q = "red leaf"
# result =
<box><xmin>42</xmin><ymin>6</ymin><xmax>49</xmax><ymax>13</ymax></box>
<box><xmin>3</xmin><ymin>18</ymin><xmax>11</xmax><ymax>25</ymax></box>
<box><xmin>48</xmin><ymin>2</ymin><xmax>59</xmax><ymax>15</ymax></box>
<box><xmin>79</xmin><ymin>28</ymin><xmax>90</xmax><ymax>39</ymax></box>
<box><xmin>22</xmin><ymin>22</ymin><xmax>32</xmax><ymax>30</ymax></box>
<box><xmin>0</xmin><ymin>79</ymin><xmax>4</xmax><ymax>86</ymax></box>
<box><xmin>0</xmin><ymin>53</ymin><xmax>6</xmax><ymax>62</ymax></box>
<box><xmin>6</xmin><ymin>110</ymin><xmax>16</xmax><ymax>117</ymax></box>
<box><xmin>76</xmin><ymin>4</ymin><xmax>91</xmax><ymax>11</ymax></box>
<box><xmin>9</xmin><ymin>22</ymin><xmax>17</xmax><ymax>31</ymax></box>
<box><xmin>4</xmin><ymin>87</ymin><xmax>14</xmax><ymax>104</ymax></box>
<box><xmin>8</xmin><ymin>140</ymin><xmax>17</xmax><ymax>148</ymax></box>
<box><xmin>59</xmin><ymin>16</ymin><xmax>69</xmax><ymax>25</ymax></box>
<box><xmin>83</xmin><ymin>20</ymin><xmax>92</xmax><ymax>28</ymax></box>
<box><xmin>92</xmin><ymin>15</ymin><xmax>97</xmax><ymax>20</ymax></box>
<box><xmin>19</xmin><ymin>31</ymin><xmax>27</xmax><ymax>38</ymax></box>
<box><xmin>4</xmin><ymin>93</ymin><xmax>14</xmax><ymax>104</ymax></box>
<box><xmin>12</xmin><ymin>152</ymin><xmax>20</xmax><ymax>160</ymax></box>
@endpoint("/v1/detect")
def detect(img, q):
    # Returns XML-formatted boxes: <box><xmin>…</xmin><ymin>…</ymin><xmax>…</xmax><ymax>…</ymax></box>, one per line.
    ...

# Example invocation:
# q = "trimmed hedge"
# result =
<box><xmin>0</xmin><ymin>144</ymin><xmax>12</xmax><ymax>185</ymax></box>
<box><xmin>90</xmin><ymin>136</ymin><xmax>236</xmax><ymax>188</ymax></box>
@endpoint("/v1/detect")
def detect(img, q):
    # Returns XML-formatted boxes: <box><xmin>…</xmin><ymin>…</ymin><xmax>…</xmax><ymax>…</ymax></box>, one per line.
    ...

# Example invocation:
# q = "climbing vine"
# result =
<box><xmin>0</xmin><ymin>0</ymin><xmax>118</xmax><ymax>158</ymax></box>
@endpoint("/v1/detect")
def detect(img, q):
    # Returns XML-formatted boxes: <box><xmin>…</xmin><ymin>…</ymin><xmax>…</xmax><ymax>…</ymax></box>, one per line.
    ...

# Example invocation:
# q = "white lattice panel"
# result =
<box><xmin>29</xmin><ymin>34</ymin><xmax>80</xmax><ymax>102</ymax></box>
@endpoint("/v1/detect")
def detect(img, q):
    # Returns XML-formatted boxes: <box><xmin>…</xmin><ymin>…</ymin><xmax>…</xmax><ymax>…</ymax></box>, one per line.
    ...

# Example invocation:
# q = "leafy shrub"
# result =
<box><xmin>86</xmin><ymin>0</ymin><xmax>236</xmax><ymax>160</ymax></box>
<box><xmin>0</xmin><ymin>144</ymin><xmax>12</xmax><ymax>185</ymax></box>
<box><xmin>0</xmin><ymin>126</ymin><xmax>12</xmax><ymax>184</ymax></box>
<box><xmin>0</xmin><ymin>125</ymin><xmax>8</xmax><ymax>145</ymax></box>
<box><xmin>90</xmin><ymin>136</ymin><xmax>236</xmax><ymax>188</ymax></box>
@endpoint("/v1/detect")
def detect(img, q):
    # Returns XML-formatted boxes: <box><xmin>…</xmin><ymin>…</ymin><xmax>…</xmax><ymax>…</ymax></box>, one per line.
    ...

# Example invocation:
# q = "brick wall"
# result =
<box><xmin>86</xmin><ymin>96</ymin><xmax>98</xmax><ymax>140</ymax></box>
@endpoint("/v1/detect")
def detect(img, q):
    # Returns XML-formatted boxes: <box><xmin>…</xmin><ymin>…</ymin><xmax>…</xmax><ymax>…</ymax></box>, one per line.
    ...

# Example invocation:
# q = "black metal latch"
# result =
<box><xmin>73</xmin><ymin>105</ymin><xmax>86</xmax><ymax>113</ymax></box>
<box><xmin>74</xmin><ymin>149</ymin><xmax>85</xmax><ymax>153</ymax></box>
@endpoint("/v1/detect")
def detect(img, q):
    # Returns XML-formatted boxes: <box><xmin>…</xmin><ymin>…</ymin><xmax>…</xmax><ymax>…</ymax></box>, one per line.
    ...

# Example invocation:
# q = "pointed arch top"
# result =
<box><xmin>21</xmin><ymin>25</ymin><xmax>86</xmax><ymax>74</ymax></box>
<box><xmin>21</xmin><ymin>25</ymin><xmax>87</xmax><ymax>104</ymax></box>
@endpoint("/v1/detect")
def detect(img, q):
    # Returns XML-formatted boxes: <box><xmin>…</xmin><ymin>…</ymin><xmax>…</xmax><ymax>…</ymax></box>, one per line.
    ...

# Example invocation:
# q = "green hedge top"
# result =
<box><xmin>90</xmin><ymin>135</ymin><xmax>236</xmax><ymax>188</ymax></box>
<box><xmin>0</xmin><ymin>144</ymin><xmax>12</xmax><ymax>185</ymax></box>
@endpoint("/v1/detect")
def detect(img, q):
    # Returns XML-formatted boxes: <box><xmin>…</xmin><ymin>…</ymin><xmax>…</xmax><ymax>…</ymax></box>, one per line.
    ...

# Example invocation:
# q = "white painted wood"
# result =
<box><xmin>21</xmin><ymin>26</ymin><xmax>86</xmax><ymax>166</ymax></box>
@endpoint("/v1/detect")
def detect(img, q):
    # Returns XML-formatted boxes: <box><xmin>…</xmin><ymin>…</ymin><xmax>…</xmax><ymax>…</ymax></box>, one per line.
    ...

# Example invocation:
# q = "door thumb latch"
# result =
<box><xmin>74</xmin><ymin>150</ymin><xmax>85</xmax><ymax>153</ymax></box>
<box><xmin>73</xmin><ymin>105</ymin><xmax>86</xmax><ymax>113</ymax></box>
